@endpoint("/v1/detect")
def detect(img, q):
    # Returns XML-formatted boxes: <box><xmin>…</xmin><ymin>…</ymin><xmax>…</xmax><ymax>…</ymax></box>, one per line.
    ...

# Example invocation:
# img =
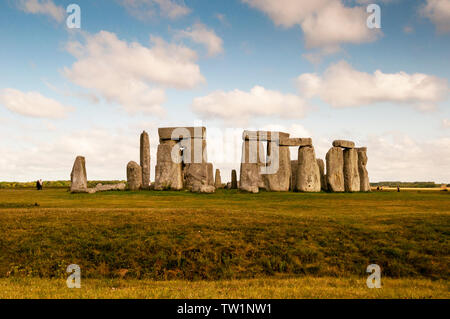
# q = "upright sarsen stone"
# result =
<box><xmin>239</xmin><ymin>140</ymin><xmax>264</xmax><ymax>193</ymax></box>
<box><xmin>70</xmin><ymin>156</ymin><xmax>87</xmax><ymax>193</ymax></box>
<box><xmin>296</xmin><ymin>146</ymin><xmax>320</xmax><ymax>192</ymax></box>
<box><xmin>214</xmin><ymin>169</ymin><xmax>222</xmax><ymax>189</ymax></box>
<box><xmin>264</xmin><ymin>143</ymin><xmax>291</xmax><ymax>192</ymax></box>
<box><xmin>343</xmin><ymin>148</ymin><xmax>360</xmax><ymax>192</ymax></box>
<box><xmin>357</xmin><ymin>147</ymin><xmax>371</xmax><ymax>192</ymax></box>
<box><xmin>140</xmin><ymin>131</ymin><xmax>150</xmax><ymax>189</ymax></box>
<box><xmin>154</xmin><ymin>140</ymin><xmax>183</xmax><ymax>190</ymax></box>
<box><xmin>326</xmin><ymin>147</ymin><xmax>345</xmax><ymax>192</ymax></box>
<box><xmin>127</xmin><ymin>161</ymin><xmax>142</xmax><ymax>191</ymax></box>
<box><xmin>231</xmin><ymin>170</ymin><xmax>238</xmax><ymax>189</ymax></box>
<box><xmin>317</xmin><ymin>158</ymin><xmax>327</xmax><ymax>191</ymax></box>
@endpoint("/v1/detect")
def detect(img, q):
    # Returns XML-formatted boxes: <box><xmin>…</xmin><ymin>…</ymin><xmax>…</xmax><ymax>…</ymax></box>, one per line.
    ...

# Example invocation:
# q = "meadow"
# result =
<box><xmin>0</xmin><ymin>188</ymin><xmax>448</xmax><ymax>298</ymax></box>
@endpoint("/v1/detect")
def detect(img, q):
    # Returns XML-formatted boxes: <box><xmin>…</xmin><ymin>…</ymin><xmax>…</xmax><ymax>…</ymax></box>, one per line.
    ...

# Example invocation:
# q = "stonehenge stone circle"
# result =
<box><xmin>296</xmin><ymin>146</ymin><xmax>321</xmax><ymax>192</ymax></box>
<box><xmin>357</xmin><ymin>147</ymin><xmax>371</xmax><ymax>192</ymax></box>
<box><xmin>214</xmin><ymin>169</ymin><xmax>222</xmax><ymax>189</ymax></box>
<box><xmin>140</xmin><ymin>131</ymin><xmax>150</xmax><ymax>189</ymax></box>
<box><xmin>343</xmin><ymin>149</ymin><xmax>360</xmax><ymax>192</ymax></box>
<box><xmin>317</xmin><ymin>158</ymin><xmax>327</xmax><ymax>191</ymax></box>
<box><xmin>333</xmin><ymin>140</ymin><xmax>355</xmax><ymax>149</ymax></box>
<box><xmin>231</xmin><ymin>170</ymin><xmax>238</xmax><ymax>189</ymax></box>
<box><xmin>70</xmin><ymin>156</ymin><xmax>88</xmax><ymax>193</ymax></box>
<box><xmin>127</xmin><ymin>161</ymin><xmax>142</xmax><ymax>191</ymax></box>
<box><xmin>326</xmin><ymin>147</ymin><xmax>345</xmax><ymax>192</ymax></box>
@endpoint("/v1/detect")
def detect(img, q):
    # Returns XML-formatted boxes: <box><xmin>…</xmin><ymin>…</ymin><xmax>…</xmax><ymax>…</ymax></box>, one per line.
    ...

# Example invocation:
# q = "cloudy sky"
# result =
<box><xmin>0</xmin><ymin>0</ymin><xmax>449</xmax><ymax>183</ymax></box>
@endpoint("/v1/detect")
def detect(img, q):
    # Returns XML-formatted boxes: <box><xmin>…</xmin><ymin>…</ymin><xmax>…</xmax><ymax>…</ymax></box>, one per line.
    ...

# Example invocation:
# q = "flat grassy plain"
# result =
<box><xmin>0</xmin><ymin>188</ymin><xmax>448</xmax><ymax>298</ymax></box>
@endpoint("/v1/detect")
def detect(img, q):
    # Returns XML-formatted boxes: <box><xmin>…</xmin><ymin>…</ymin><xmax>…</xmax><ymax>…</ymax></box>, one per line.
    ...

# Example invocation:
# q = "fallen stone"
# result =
<box><xmin>127</xmin><ymin>161</ymin><xmax>142</xmax><ymax>191</ymax></box>
<box><xmin>333</xmin><ymin>140</ymin><xmax>355</xmax><ymax>149</ymax></box>
<box><xmin>140</xmin><ymin>131</ymin><xmax>150</xmax><ymax>189</ymax></box>
<box><xmin>95</xmin><ymin>183</ymin><xmax>126</xmax><ymax>192</ymax></box>
<box><xmin>344</xmin><ymin>148</ymin><xmax>360</xmax><ymax>192</ymax></box>
<box><xmin>317</xmin><ymin>159</ymin><xmax>327</xmax><ymax>192</ymax></box>
<box><xmin>191</xmin><ymin>183</ymin><xmax>215</xmax><ymax>193</ymax></box>
<box><xmin>326</xmin><ymin>147</ymin><xmax>345</xmax><ymax>192</ymax></box>
<box><xmin>296</xmin><ymin>146</ymin><xmax>321</xmax><ymax>192</ymax></box>
<box><xmin>184</xmin><ymin>163</ymin><xmax>209</xmax><ymax>190</ymax></box>
<box><xmin>357</xmin><ymin>147</ymin><xmax>371</xmax><ymax>192</ymax></box>
<box><xmin>70</xmin><ymin>156</ymin><xmax>88</xmax><ymax>193</ymax></box>
<box><xmin>159</xmin><ymin>127</ymin><xmax>206</xmax><ymax>141</ymax></box>
<box><xmin>280</xmin><ymin>138</ymin><xmax>313</xmax><ymax>147</ymax></box>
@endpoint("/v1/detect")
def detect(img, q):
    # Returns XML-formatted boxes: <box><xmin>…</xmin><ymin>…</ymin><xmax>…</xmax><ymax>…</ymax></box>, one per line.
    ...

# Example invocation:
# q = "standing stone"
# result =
<box><xmin>231</xmin><ymin>170</ymin><xmax>238</xmax><ymax>189</ymax></box>
<box><xmin>317</xmin><ymin>159</ymin><xmax>327</xmax><ymax>191</ymax></box>
<box><xmin>207</xmin><ymin>163</ymin><xmax>214</xmax><ymax>186</ymax></box>
<box><xmin>140</xmin><ymin>131</ymin><xmax>150</xmax><ymax>189</ymax></box>
<box><xmin>343</xmin><ymin>148</ymin><xmax>360</xmax><ymax>192</ymax></box>
<box><xmin>326</xmin><ymin>147</ymin><xmax>345</xmax><ymax>192</ymax></box>
<box><xmin>296</xmin><ymin>146</ymin><xmax>321</xmax><ymax>192</ymax></box>
<box><xmin>239</xmin><ymin>163</ymin><xmax>259</xmax><ymax>193</ymax></box>
<box><xmin>239</xmin><ymin>140</ymin><xmax>264</xmax><ymax>193</ymax></box>
<box><xmin>127</xmin><ymin>161</ymin><xmax>142</xmax><ymax>191</ymax></box>
<box><xmin>184</xmin><ymin>163</ymin><xmax>214</xmax><ymax>193</ymax></box>
<box><xmin>70</xmin><ymin>156</ymin><xmax>87</xmax><ymax>193</ymax></box>
<box><xmin>214</xmin><ymin>169</ymin><xmax>222</xmax><ymax>189</ymax></box>
<box><xmin>290</xmin><ymin>160</ymin><xmax>298</xmax><ymax>191</ymax></box>
<box><xmin>264</xmin><ymin>143</ymin><xmax>291</xmax><ymax>192</ymax></box>
<box><xmin>154</xmin><ymin>140</ymin><xmax>183</xmax><ymax>190</ymax></box>
<box><xmin>357</xmin><ymin>147</ymin><xmax>371</xmax><ymax>192</ymax></box>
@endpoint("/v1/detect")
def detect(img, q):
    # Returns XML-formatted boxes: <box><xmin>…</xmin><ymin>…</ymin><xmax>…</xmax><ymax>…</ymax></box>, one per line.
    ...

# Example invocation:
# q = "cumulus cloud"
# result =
<box><xmin>296</xmin><ymin>61</ymin><xmax>449</xmax><ymax>110</ymax></box>
<box><xmin>64</xmin><ymin>31</ymin><xmax>205</xmax><ymax>115</ymax></box>
<box><xmin>421</xmin><ymin>0</ymin><xmax>450</xmax><ymax>33</ymax></box>
<box><xmin>242</xmin><ymin>0</ymin><xmax>380</xmax><ymax>56</ymax></box>
<box><xmin>192</xmin><ymin>86</ymin><xmax>309</xmax><ymax>124</ymax></box>
<box><xmin>175</xmin><ymin>23</ymin><xmax>224</xmax><ymax>56</ymax></box>
<box><xmin>16</xmin><ymin>0</ymin><xmax>65</xmax><ymax>22</ymax></box>
<box><xmin>119</xmin><ymin>0</ymin><xmax>190</xmax><ymax>20</ymax></box>
<box><xmin>0</xmin><ymin>88</ymin><xmax>72</xmax><ymax>119</ymax></box>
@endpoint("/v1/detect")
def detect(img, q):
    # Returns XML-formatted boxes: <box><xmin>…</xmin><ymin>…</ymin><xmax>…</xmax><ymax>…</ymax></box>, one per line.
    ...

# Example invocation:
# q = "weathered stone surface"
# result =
<box><xmin>214</xmin><ymin>169</ymin><xmax>222</xmax><ymax>189</ymax></box>
<box><xmin>154</xmin><ymin>162</ymin><xmax>183</xmax><ymax>190</ymax></box>
<box><xmin>191</xmin><ymin>183</ymin><xmax>215</xmax><ymax>193</ymax></box>
<box><xmin>290</xmin><ymin>160</ymin><xmax>298</xmax><ymax>191</ymax></box>
<box><xmin>357</xmin><ymin>147</ymin><xmax>371</xmax><ymax>192</ymax></box>
<box><xmin>140</xmin><ymin>131</ymin><xmax>150</xmax><ymax>189</ymax></box>
<box><xmin>264</xmin><ymin>144</ymin><xmax>291</xmax><ymax>192</ymax></box>
<box><xmin>207</xmin><ymin>163</ymin><xmax>214</xmax><ymax>186</ymax></box>
<box><xmin>159</xmin><ymin>127</ymin><xmax>206</xmax><ymax>140</ymax></box>
<box><xmin>344</xmin><ymin>148</ymin><xmax>360</xmax><ymax>192</ymax></box>
<box><xmin>326</xmin><ymin>147</ymin><xmax>345</xmax><ymax>192</ymax></box>
<box><xmin>239</xmin><ymin>163</ymin><xmax>260</xmax><ymax>193</ymax></box>
<box><xmin>296</xmin><ymin>146</ymin><xmax>321</xmax><ymax>192</ymax></box>
<box><xmin>280</xmin><ymin>137</ymin><xmax>313</xmax><ymax>147</ymax></box>
<box><xmin>127</xmin><ymin>161</ymin><xmax>142</xmax><ymax>191</ymax></box>
<box><xmin>231</xmin><ymin>170</ymin><xmax>238</xmax><ymax>189</ymax></box>
<box><xmin>95</xmin><ymin>183</ymin><xmax>126</xmax><ymax>192</ymax></box>
<box><xmin>70</xmin><ymin>156</ymin><xmax>87</xmax><ymax>193</ymax></box>
<box><xmin>317</xmin><ymin>158</ymin><xmax>327</xmax><ymax>191</ymax></box>
<box><xmin>243</xmin><ymin>130</ymin><xmax>290</xmax><ymax>141</ymax></box>
<box><xmin>184</xmin><ymin>163</ymin><xmax>208</xmax><ymax>189</ymax></box>
<box><xmin>157</xmin><ymin>141</ymin><xmax>181</xmax><ymax>164</ymax></box>
<box><xmin>333</xmin><ymin>140</ymin><xmax>355</xmax><ymax>149</ymax></box>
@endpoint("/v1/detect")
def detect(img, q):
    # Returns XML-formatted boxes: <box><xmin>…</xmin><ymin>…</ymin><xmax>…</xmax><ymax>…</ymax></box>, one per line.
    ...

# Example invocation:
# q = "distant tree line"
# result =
<box><xmin>370</xmin><ymin>181</ymin><xmax>447</xmax><ymax>188</ymax></box>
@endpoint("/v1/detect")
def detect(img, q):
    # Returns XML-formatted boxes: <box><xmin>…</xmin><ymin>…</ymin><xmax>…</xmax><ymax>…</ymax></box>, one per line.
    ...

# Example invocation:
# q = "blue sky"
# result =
<box><xmin>0</xmin><ymin>0</ymin><xmax>449</xmax><ymax>183</ymax></box>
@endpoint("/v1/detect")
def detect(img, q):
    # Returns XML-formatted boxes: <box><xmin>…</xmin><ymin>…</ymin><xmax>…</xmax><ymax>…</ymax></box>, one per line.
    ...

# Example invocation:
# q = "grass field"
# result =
<box><xmin>0</xmin><ymin>188</ymin><xmax>448</xmax><ymax>298</ymax></box>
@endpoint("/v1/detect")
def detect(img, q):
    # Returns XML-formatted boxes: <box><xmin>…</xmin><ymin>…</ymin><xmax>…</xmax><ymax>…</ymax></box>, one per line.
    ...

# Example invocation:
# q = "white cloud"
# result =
<box><xmin>443</xmin><ymin>119</ymin><xmax>450</xmax><ymax>128</ymax></box>
<box><xmin>119</xmin><ymin>0</ymin><xmax>190</xmax><ymax>20</ymax></box>
<box><xmin>64</xmin><ymin>31</ymin><xmax>205</xmax><ymax>115</ymax></box>
<box><xmin>0</xmin><ymin>88</ymin><xmax>72</xmax><ymax>119</ymax></box>
<box><xmin>421</xmin><ymin>0</ymin><xmax>450</xmax><ymax>33</ymax></box>
<box><xmin>175</xmin><ymin>23</ymin><xmax>224</xmax><ymax>56</ymax></box>
<box><xmin>17</xmin><ymin>0</ymin><xmax>65</xmax><ymax>22</ymax></box>
<box><xmin>242</xmin><ymin>0</ymin><xmax>380</xmax><ymax>55</ymax></box>
<box><xmin>192</xmin><ymin>86</ymin><xmax>309</xmax><ymax>124</ymax></box>
<box><xmin>296</xmin><ymin>61</ymin><xmax>449</xmax><ymax>110</ymax></box>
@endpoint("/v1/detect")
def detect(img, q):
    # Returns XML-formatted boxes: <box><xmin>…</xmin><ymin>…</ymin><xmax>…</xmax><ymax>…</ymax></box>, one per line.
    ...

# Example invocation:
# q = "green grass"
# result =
<box><xmin>0</xmin><ymin>188</ymin><xmax>448</xmax><ymax>298</ymax></box>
